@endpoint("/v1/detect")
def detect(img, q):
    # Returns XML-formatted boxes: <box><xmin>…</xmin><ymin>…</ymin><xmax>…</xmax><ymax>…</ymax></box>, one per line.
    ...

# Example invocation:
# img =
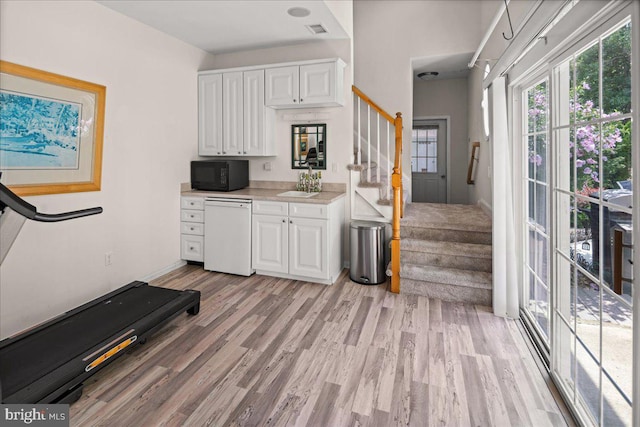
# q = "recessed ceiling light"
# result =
<box><xmin>417</xmin><ymin>71</ymin><xmax>439</xmax><ymax>80</ymax></box>
<box><xmin>306</xmin><ymin>24</ymin><xmax>328</xmax><ymax>35</ymax></box>
<box><xmin>288</xmin><ymin>7</ymin><xmax>311</xmax><ymax>18</ymax></box>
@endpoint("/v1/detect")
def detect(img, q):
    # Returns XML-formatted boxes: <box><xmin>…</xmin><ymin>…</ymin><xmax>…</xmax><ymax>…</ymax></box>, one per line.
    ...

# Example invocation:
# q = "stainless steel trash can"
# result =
<box><xmin>350</xmin><ymin>221</ymin><xmax>386</xmax><ymax>285</ymax></box>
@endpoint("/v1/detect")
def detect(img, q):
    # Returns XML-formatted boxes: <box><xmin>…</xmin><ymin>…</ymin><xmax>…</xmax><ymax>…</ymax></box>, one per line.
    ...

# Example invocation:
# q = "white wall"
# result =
<box><xmin>0</xmin><ymin>1</ymin><xmax>215</xmax><ymax>338</ymax></box>
<box><xmin>413</xmin><ymin>78</ymin><xmax>469</xmax><ymax>204</ymax></box>
<box><xmin>467</xmin><ymin>64</ymin><xmax>492</xmax><ymax>211</ymax></box>
<box><xmin>467</xmin><ymin>0</ymin><xmax>539</xmax><ymax>211</ymax></box>
<box><xmin>354</xmin><ymin>0</ymin><xmax>484</xmax><ymax>196</ymax></box>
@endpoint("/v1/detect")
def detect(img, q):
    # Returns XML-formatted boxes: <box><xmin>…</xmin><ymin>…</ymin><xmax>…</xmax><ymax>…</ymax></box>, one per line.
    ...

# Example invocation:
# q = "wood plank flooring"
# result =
<box><xmin>70</xmin><ymin>265</ymin><xmax>569</xmax><ymax>426</ymax></box>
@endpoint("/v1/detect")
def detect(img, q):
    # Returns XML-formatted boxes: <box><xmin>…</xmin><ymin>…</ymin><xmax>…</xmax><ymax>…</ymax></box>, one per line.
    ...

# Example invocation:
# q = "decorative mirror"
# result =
<box><xmin>292</xmin><ymin>124</ymin><xmax>326</xmax><ymax>169</ymax></box>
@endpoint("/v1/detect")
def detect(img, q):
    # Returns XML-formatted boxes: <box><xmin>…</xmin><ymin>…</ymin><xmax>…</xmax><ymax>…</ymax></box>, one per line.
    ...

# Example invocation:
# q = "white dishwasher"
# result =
<box><xmin>204</xmin><ymin>197</ymin><xmax>254</xmax><ymax>276</ymax></box>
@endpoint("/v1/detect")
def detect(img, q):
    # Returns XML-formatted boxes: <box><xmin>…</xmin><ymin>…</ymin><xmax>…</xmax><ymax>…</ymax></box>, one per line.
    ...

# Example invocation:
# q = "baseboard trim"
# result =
<box><xmin>141</xmin><ymin>260</ymin><xmax>187</xmax><ymax>282</ymax></box>
<box><xmin>478</xmin><ymin>199</ymin><xmax>492</xmax><ymax>216</ymax></box>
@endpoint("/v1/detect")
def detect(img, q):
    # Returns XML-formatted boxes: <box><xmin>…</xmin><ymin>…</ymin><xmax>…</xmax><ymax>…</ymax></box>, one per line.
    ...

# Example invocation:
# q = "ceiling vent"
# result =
<box><xmin>306</xmin><ymin>24</ymin><xmax>328</xmax><ymax>35</ymax></box>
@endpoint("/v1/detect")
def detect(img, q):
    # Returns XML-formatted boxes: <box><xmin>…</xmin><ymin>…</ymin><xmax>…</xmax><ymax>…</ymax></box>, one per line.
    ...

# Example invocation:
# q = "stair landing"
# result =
<box><xmin>400</xmin><ymin>203</ymin><xmax>493</xmax><ymax>306</ymax></box>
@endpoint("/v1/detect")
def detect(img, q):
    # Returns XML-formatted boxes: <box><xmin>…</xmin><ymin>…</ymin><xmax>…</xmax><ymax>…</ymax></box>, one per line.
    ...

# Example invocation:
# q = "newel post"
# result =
<box><xmin>390</xmin><ymin>112</ymin><xmax>403</xmax><ymax>294</ymax></box>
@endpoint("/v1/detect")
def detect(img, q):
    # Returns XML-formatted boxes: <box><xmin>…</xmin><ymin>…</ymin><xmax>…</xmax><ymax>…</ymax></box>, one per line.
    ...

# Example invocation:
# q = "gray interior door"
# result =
<box><xmin>411</xmin><ymin>119</ymin><xmax>447</xmax><ymax>203</ymax></box>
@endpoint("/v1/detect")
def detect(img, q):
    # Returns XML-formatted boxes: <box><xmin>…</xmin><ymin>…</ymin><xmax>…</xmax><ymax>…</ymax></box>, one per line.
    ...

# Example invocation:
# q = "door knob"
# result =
<box><xmin>441</xmin><ymin>175</ymin><xmax>446</xmax><ymax>179</ymax></box>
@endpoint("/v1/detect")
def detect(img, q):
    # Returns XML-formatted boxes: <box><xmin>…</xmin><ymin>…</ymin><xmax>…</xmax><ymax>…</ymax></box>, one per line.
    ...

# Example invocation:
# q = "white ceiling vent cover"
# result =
<box><xmin>306</xmin><ymin>24</ymin><xmax>328</xmax><ymax>35</ymax></box>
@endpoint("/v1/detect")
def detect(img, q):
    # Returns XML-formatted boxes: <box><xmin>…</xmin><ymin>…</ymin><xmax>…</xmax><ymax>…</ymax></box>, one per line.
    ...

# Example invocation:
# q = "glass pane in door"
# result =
<box><xmin>551</xmin><ymin>19</ymin><xmax>633</xmax><ymax>426</ymax></box>
<box><xmin>523</xmin><ymin>79</ymin><xmax>551</xmax><ymax>344</ymax></box>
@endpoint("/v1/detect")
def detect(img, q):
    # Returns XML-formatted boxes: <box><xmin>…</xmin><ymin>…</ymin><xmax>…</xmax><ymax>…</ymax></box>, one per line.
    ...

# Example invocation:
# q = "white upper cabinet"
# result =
<box><xmin>198</xmin><ymin>74</ymin><xmax>223</xmax><ymax>156</ymax></box>
<box><xmin>198</xmin><ymin>69</ymin><xmax>275</xmax><ymax>156</ymax></box>
<box><xmin>265</xmin><ymin>66</ymin><xmax>299</xmax><ymax>107</ymax></box>
<box><xmin>198</xmin><ymin>58</ymin><xmax>345</xmax><ymax>156</ymax></box>
<box><xmin>265</xmin><ymin>59</ymin><xmax>345</xmax><ymax>109</ymax></box>
<box><xmin>299</xmin><ymin>62</ymin><xmax>336</xmax><ymax>105</ymax></box>
<box><xmin>222</xmin><ymin>71</ymin><xmax>243</xmax><ymax>155</ymax></box>
<box><xmin>244</xmin><ymin>69</ymin><xmax>274</xmax><ymax>156</ymax></box>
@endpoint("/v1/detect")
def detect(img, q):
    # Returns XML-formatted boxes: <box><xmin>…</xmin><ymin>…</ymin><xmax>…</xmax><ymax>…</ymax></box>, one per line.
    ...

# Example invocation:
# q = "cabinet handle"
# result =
<box><xmin>282</xmin><ymin>219</ymin><xmax>285</xmax><ymax>223</ymax></box>
<box><xmin>217</xmin><ymin>152</ymin><xmax>221</xmax><ymax>155</ymax></box>
<box><xmin>238</xmin><ymin>151</ymin><xmax>241</xmax><ymax>154</ymax></box>
<box><xmin>300</xmin><ymin>98</ymin><xmax>303</xmax><ymax>102</ymax></box>
<box><xmin>243</xmin><ymin>151</ymin><xmax>247</xmax><ymax>154</ymax></box>
<box><xmin>190</xmin><ymin>227</ymin><xmax>194</xmax><ymax>231</ymax></box>
<box><xmin>293</xmin><ymin>99</ymin><xmax>297</xmax><ymax>103</ymax></box>
<box><xmin>223</xmin><ymin>151</ymin><xmax>227</xmax><ymax>154</ymax></box>
<box><xmin>290</xmin><ymin>220</ymin><xmax>293</xmax><ymax>224</ymax></box>
<box><xmin>189</xmin><ymin>247</ymin><xmax>194</xmax><ymax>250</ymax></box>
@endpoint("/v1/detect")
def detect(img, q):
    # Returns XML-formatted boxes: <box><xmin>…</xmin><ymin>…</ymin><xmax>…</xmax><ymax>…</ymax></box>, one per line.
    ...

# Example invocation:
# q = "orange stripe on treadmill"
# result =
<box><xmin>85</xmin><ymin>336</ymin><xmax>137</xmax><ymax>372</ymax></box>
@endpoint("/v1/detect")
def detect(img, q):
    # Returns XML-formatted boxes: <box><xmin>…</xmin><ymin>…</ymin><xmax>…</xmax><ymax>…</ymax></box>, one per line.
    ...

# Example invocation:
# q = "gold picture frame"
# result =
<box><xmin>0</xmin><ymin>61</ymin><xmax>106</xmax><ymax>196</ymax></box>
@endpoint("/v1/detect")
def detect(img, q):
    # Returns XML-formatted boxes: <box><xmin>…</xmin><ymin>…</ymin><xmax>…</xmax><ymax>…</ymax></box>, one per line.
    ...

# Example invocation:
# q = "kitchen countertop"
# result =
<box><xmin>182</xmin><ymin>183</ymin><xmax>346</xmax><ymax>205</ymax></box>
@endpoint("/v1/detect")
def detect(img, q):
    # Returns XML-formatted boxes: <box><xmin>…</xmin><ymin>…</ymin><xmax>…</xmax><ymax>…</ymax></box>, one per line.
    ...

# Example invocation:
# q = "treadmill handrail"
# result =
<box><xmin>0</xmin><ymin>182</ymin><xmax>102</xmax><ymax>222</ymax></box>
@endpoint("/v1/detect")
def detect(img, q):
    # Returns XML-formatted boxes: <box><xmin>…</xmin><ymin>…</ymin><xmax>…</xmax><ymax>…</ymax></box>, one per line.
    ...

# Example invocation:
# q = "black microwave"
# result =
<box><xmin>191</xmin><ymin>160</ymin><xmax>249</xmax><ymax>191</ymax></box>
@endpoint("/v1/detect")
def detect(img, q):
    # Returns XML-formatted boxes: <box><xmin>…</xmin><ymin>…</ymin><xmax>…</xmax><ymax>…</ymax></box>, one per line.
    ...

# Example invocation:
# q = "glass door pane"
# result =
<box><xmin>523</xmin><ymin>79</ymin><xmax>551</xmax><ymax>343</ymax></box>
<box><xmin>551</xmin><ymin>19</ymin><xmax>633</xmax><ymax>426</ymax></box>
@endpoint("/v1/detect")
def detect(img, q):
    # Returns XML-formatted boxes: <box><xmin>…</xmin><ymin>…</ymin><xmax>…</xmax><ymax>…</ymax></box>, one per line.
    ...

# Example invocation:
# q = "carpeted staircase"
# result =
<box><xmin>400</xmin><ymin>203</ymin><xmax>493</xmax><ymax>306</ymax></box>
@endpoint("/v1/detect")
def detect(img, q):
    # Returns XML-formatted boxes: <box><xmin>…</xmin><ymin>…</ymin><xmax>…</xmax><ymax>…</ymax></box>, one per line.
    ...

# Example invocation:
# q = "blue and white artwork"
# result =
<box><xmin>0</xmin><ymin>90</ymin><xmax>81</xmax><ymax>169</ymax></box>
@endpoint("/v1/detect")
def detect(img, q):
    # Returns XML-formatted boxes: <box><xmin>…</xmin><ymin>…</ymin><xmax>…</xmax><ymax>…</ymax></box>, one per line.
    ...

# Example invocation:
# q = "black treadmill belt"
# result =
<box><xmin>0</xmin><ymin>285</ymin><xmax>181</xmax><ymax>398</ymax></box>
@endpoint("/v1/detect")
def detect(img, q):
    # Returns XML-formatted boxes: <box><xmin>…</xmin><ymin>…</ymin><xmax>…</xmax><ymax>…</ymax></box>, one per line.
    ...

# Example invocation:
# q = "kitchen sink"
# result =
<box><xmin>277</xmin><ymin>191</ymin><xmax>320</xmax><ymax>198</ymax></box>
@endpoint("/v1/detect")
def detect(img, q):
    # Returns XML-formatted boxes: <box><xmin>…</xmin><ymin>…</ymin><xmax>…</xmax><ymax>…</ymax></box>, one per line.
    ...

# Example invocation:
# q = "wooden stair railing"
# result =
<box><xmin>467</xmin><ymin>141</ymin><xmax>480</xmax><ymax>185</ymax></box>
<box><xmin>352</xmin><ymin>85</ymin><xmax>403</xmax><ymax>293</ymax></box>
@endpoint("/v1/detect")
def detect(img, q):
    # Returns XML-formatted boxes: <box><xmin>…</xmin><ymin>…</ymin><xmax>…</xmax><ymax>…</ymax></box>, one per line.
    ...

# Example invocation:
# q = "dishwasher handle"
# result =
<box><xmin>205</xmin><ymin>200</ymin><xmax>252</xmax><ymax>208</ymax></box>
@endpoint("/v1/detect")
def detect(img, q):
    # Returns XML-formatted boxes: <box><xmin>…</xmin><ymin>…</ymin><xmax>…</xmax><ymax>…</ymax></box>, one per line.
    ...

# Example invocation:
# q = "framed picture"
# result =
<box><xmin>0</xmin><ymin>61</ymin><xmax>106</xmax><ymax>196</ymax></box>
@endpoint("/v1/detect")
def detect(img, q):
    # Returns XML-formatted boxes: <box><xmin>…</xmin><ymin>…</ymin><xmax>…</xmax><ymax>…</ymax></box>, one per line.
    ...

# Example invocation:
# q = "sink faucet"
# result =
<box><xmin>306</xmin><ymin>163</ymin><xmax>313</xmax><ymax>193</ymax></box>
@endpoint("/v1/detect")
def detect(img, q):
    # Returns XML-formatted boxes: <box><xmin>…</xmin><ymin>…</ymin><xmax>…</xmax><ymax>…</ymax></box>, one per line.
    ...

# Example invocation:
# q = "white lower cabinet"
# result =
<box><xmin>252</xmin><ymin>214</ymin><xmax>288</xmax><ymax>274</ymax></box>
<box><xmin>289</xmin><ymin>217</ymin><xmax>327</xmax><ymax>279</ymax></box>
<box><xmin>181</xmin><ymin>196</ymin><xmax>205</xmax><ymax>262</ymax></box>
<box><xmin>252</xmin><ymin>199</ymin><xmax>344</xmax><ymax>284</ymax></box>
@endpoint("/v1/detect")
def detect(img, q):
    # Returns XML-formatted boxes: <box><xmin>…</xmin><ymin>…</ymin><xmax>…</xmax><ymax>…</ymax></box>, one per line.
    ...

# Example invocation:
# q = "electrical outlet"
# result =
<box><xmin>264</xmin><ymin>162</ymin><xmax>272</xmax><ymax>171</ymax></box>
<box><xmin>105</xmin><ymin>252</ymin><xmax>113</xmax><ymax>266</ymax></box>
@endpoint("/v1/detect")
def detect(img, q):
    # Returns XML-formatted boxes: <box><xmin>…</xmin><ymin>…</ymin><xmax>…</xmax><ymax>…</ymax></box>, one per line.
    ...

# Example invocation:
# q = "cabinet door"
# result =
<box><xmin>265</xmin><ymin>66</ymin><xmax>299</xmax><ymax>106</ymax></box>
<box><xmin>198</xmin><ymin>74</ymin><xmax>223</xmax><ymax>155</ymax></box>
<box><xmin>223</xmin><ymin>72</ymin><xmax>244</xmax><ymax>155</ymax></box>
<box><xmin>299</xmin><ymin>62</ymin><xmax>334</xmax><ymax>105</ymax></box>
<box><xmin>252</xmin><ymin>214</ymin><xmax>288</xmax><ymax>274</ymax></box>
<box><xmin>289</xmin><ymin>217</ymin><xmax>327</xmax><ymax>280</ymax></box>
<box><xmin>243</xmin><ymin>70</ymin><xmax>265</xmax><ymax>156</ymax></box>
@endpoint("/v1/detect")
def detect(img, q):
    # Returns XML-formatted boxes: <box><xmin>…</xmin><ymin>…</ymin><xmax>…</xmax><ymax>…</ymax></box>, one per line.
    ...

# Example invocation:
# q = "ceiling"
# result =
<box><xmin>412</xmin><ymin>52</ymin><xmax>474</xmax><ymax>82</ymax></box>
<box><xmin>97</xmin><ymin>0</ymin><xmax>350</xmax><ymax>54</ymax></box>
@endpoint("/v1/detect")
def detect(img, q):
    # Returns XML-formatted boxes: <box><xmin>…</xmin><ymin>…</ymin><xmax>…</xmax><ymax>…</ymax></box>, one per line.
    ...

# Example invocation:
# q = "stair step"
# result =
<box><xmin>401</xmin><ymin>238</ymin><xmax>491</xmax><ymax>257</ymax></box>
<box><xmin>401</xmin><ymin>203</ymin><xmax>492</xmax><ymax>234</ymax></box>
<box><xmin>401</xmin><ymin>278</ymin><xmax>492</xmax><ymax>306</ymax></box>
<box><xmin>401</xmin><ymin>226</ymin><xmax>492</xmax><ymax>245</ymax></box>
<box><xmin>400</xmin><ymin>263</ymin><xmax>492</xmax><ymax>290</ymax></box>
<box><xmin>401</xmin><ymin>239</ymin><xmax>492</xmax><ymax>272</ymax></box>
<box><xmin>358</xmin><ymin>180</ymin><xmax>385</xmax><ymax>189</ymax></box>
<box><xmin>347</xmin><ymin>162</ymin><xmax>378</xmax><ymax>172</ymax></box>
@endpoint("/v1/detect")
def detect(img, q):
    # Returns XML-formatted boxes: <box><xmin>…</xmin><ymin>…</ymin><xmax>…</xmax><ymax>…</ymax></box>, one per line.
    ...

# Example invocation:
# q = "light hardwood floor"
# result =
<box><xmin>70</xmin><ymin>265</ymin><xmax>570</xmax><ymax>426</ymax></box>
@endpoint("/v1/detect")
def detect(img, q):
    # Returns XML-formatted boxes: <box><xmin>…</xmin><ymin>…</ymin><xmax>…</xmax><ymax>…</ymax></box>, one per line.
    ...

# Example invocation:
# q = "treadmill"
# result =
<box><xmin>0</xmin><ymin>181</ymin><xmax>201</xmax><ymax>404</ymax></box>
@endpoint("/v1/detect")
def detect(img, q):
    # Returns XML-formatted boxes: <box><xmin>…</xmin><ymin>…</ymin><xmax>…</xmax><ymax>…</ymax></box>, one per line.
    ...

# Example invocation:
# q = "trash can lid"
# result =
<box><xmin>350</xmin><ymin>220</ymin><xmax>386</xmax><ymax>230</ymax></box>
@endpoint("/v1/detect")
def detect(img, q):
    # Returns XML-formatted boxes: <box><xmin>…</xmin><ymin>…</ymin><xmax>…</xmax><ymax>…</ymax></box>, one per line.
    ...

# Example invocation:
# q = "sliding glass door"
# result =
<box><xmin>519</xmin><ymin>11</ymin><xmax>635</xmax><ymax>426</ymax></box>
<box><xmin>551</xmin><ymin>18</ymin><xmax>633</xmax><ymax>426</ymax></box>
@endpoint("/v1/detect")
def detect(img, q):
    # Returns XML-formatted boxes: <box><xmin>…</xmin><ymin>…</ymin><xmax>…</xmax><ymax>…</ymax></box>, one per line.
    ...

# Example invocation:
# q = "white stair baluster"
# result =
<box><xmin>377</xmin><ymin>113</ymin><xmax>380</xmax><ymax>183</ymax></box>
<box><xmin>386</xmin><ymin>121</ymin><xmax>391</xmax><ymax>200</ymax></box>
<box><xmin>357</xmin><ymin>98</ymin><xmax>361</xmax><ymax>165</ymax></box>
<box><xmin>367</xmin><ymin>105</ymin><xmax>371</xmax><ymax>182</ymax></box>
